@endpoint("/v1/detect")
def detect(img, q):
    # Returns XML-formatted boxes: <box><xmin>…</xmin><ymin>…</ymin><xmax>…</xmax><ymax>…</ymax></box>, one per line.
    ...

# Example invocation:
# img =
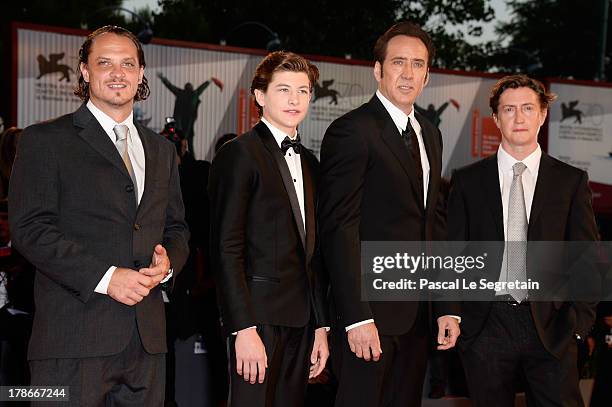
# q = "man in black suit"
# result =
<box><xmin>208</xmin><ymin>51</ymin><xmax>329</xmax><ymax>407</ymax></box>
<box><xmin>448</xmin><ymin>74</ymin><xmax>598</xmax><ymax>407</ymax></box>
<box><xmin>318</xmin><ymin>22</ymin><xmax>460</xmax><ymax>407</ymax></box>
<box><xmin>9</xmin><ymin>26</ymin><xmax>189</xmax><ymax>406</ymax></box>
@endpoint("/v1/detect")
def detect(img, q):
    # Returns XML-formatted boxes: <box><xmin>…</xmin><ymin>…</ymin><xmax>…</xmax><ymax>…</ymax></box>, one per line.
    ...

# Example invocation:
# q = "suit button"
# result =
<box><xmin>126</xmin><ymin>185</ymin><xmax>134</xmax><ymax>193</ymax></box>
<box><xmin>134</xmin><ymin>223</ymin><xmax>141</xmax><ymax>231</ymax></box>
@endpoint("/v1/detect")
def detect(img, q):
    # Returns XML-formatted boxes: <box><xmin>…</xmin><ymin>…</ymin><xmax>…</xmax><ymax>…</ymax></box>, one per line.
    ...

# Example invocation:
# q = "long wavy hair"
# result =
<box><xmin>74</xmin><ymin>25</ymin><xmax>150</xmax><ymax>101</ymax></box>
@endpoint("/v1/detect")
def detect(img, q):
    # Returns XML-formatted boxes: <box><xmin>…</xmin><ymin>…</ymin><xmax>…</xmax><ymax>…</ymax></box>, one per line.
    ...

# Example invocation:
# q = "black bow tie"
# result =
<box><xmin>281</xmin><ymin>135</ymin><xmax>302</xmax><ymax>155</ymax></box>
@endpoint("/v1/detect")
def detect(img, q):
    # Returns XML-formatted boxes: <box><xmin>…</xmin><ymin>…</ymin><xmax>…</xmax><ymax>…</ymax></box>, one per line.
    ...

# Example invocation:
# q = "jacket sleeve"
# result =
<box><xmin>318</xmin><ymin>117</ymin><xmax>373</xmax><ymax>328</ymax></box>
<box><xmin>568</xmin><ymin>170</ymin><xmax>599</xmax><ymax>338</ymax></box>
<box><xmin>208</xmin><ymin>141</ymin><xmax>257</xmax><ymax>333</ymax></box>
<box><xmin>8</xmin><ymin>125</ymin><xmax>109</xmax><ymax>303</ymax></box>
<box><xmin>310</xmin><ymin>234</ymin><xmax>330</xmax><ymax>328</ymax></box>
<box><xmin>432</xmin><ymin>169</ymin><xmax>464</xmax><ymax>319</ymax></box>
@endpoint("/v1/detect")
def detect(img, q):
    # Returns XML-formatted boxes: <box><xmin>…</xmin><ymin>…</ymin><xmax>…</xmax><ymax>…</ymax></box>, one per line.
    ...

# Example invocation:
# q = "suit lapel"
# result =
<box><xmin>529</xmin><ymin>152</ymin><xmax>554</xmax><ymax>236</ymax></box>
<box><xmin>482</xmin><ymin>154</ymin><xmax>504</xmax><ymax>240</ymax></box>
<box><xmin>372</xmin><ymin>98</ymin><xmax>424</xmax><ymax>210</ymax></box>
<box><xmin>417</xmin><ymin>112</ymin><xmax>440</xmax><ymax>212</ymax></box>
<box><xmin>73</xmin><ymin>103</ymin><xmax>131</xmax><ymax>181</ymax></box>
<box><xmin>301</xmin><ymin>153</ymin><xmax>316</xmax><ymax>262</ymax></box>
<box><xmin>256</xmin><ymin>122</ymin><xmax>306</xmax><ymax>249</ymax></box>
<box><xmin>134</xmin><ymin>120</ymin><xmax>158</xmax><ymax>212</ymax></box>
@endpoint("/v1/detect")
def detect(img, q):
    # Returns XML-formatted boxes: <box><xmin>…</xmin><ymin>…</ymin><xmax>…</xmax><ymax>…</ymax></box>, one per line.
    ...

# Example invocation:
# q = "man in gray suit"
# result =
<box><xmin>9</xmin><ymin>26</ymin><xmax>189</xmax><ymax>406</ymax></box>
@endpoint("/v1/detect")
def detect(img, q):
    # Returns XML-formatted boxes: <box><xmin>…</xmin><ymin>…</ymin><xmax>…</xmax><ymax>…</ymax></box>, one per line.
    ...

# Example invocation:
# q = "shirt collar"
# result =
<box><xmin>376</xmin><ymin>90</ymin><xmax>418</xmax><ymax>133</ymax></box>
<box><xmin>86</xmin><ymin>100</ymin><xmax>135</xmax><ymax>139</ymax></box>
<box><xmin>497</xmin><ymin>143</ymin><xmax>542</xmax><ymax>176</ymax></box>
<box><xmin>260</xmin><ymin>117</ymin><xmax>297</xmax><ymax>149</ymax></box>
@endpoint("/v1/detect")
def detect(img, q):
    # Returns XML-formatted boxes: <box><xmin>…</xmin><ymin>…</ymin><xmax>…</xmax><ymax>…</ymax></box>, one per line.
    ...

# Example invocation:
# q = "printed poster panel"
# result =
<box><xmin>548</xmin><ymin>82</ymin><xmax>612</xmax><ymax>212</ymax></box>
<box><xmin>17</xmin><ymin>25</ymin><xmax>497</xmax><ymax>173</ymax></box>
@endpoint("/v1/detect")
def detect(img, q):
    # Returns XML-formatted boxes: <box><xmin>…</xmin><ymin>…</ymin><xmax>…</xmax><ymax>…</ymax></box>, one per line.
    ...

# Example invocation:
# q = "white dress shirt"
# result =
<box><xmin>261</xmin><ymin>118</ymin><xmax>305</xmax><ymax>230</ymax></box>
<box><xmin>495</xmin><ymin>144</ymin><xmax>542</xmax><ymax>294</ymax></box>
<box><xmin>376</xmin><ymin>90</ymin><xmax>430</xmax><ymax>208</ymax></box>
<box><xmin>88</xmin><ymin>100</ymin><xmax>146</xmax><ymax>295</ymax></box>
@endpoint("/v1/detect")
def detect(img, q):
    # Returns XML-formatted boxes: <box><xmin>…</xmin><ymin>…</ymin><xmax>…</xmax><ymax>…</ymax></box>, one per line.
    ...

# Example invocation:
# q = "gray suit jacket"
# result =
<box><xmin>9</xmin><ymin>103</ymin><xmax>189</xmax><ymax>360</ymax></box>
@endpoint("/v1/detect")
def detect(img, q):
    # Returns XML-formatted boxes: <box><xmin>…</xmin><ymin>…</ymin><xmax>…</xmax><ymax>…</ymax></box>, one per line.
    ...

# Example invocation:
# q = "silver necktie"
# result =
<box><xmin>113</xmin><ymin>124</ymin><xmax>138</xmax><ymax>202</ymax></box>
<box><xmin>506</xmin><ymin>162</ymin><xmax>528</xmax><ymax>302</ymax></box>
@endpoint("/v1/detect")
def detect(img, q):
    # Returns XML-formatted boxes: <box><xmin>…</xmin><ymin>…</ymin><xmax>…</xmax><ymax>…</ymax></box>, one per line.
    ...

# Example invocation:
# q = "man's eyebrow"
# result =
<box><xmin>390</xmin><ymin>56</ymin><xmax>426</xmax><ymax>63</ymax></box>
<box><xmin>501</xmin><ymin>102</ymin><xmax>536</xmax><ymax>106</ymax></box>
<box><xmin>94</xmin><ymin>56</ymin><xmax>137</xmax><ymax>61</ymax></box>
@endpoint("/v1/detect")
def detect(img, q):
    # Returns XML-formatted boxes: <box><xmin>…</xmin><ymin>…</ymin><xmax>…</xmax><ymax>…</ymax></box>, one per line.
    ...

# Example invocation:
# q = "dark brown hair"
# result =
<box><xmin>74</xmin><ymin>25</ymin><xmax>150</xmax><ymax>101</ymax></box>
<box><xmin>489</xmin><ymin>74</ymin><xmax>556</xmax><ymax>114</ymax></box>
<box><xmin>250</xmin><ymin>51</ymin><xmax>320</xmax><ymax>117</ymax></box>
<box><xmin>373</xmin><ymin>21</ymin><xmax>435</xmax><ymax>67</ymax></box>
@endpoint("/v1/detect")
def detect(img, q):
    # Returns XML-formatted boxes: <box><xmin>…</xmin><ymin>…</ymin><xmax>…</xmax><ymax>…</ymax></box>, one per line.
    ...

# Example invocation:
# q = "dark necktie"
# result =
<box><xmin>113</xmin><ymin>124</ymin><xmax>138</xmax><ymax>202</ymax></box>
<box><xmin>281</xmin><ymin>135</ymin><xmax>302</xmax><ymax>155</ymax></box>
<box><xmin>401</xmin><ymin>119</ymin><xmax>423</xmax><ymax>199</ymax></box>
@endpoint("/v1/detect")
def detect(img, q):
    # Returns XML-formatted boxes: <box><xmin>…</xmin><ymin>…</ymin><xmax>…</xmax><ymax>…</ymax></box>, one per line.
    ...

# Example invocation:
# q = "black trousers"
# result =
<box><xmin>29</xmin><ymin>326</ymin><xmax>165</xmax><ymax>407</ymax></box>
<box><xmin>333</xmin><ymin>302</ymin><xmax>430</xmax><ymax>407</ymax></box>
<box><xmin>461</xmin><ymin>302</ymin><xmax>582</xmax><ymax>407</ymax></box>
<box><xmin>589</xmin><ymin>339</ymin><xmax>611</xmax><ymax>406</ymax></box>
<box><xmin>228</xmin><ymin>323</ymin><xmax>314</xmax><ymax>407</ymax></box>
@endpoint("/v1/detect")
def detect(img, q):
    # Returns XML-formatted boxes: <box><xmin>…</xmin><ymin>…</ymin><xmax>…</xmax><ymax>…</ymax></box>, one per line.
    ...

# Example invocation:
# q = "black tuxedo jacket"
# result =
<box><xmin>319</xmin><ymin>95</ymin><xmax>456</xmax><ymax>336</ymax></box>
<box><xmin>448</xmin><ymin>152</ymin><xmax>598</xmax><ymax>358</ymax></box>
<box><xmin>9</xmin><ymin>103</ymin><xmax>189</xmax><ymax>360</ymax></box>
<box><xmin>208</xmin><ymin>121</ymin><xmax>328</xmax><ymax>335</ymax></box>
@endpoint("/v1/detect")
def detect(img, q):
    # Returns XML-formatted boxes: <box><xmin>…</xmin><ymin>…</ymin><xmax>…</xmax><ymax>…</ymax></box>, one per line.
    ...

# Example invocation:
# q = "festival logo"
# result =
<box><xmin>559</xmin><ymin>99</ymin><xmax>603</xmax><ymax>126</ymax></box>
<box><xmin>560</xmin><ymin>100</ymin><xmax>583</xmax><ymax>124</ymax></box>
<box><xmin>313</xmin><ymin>79</ymin><xmax>341</xmax><ymax>105</ymax></box>
<box><xmin>36</xmin><ymin>53</ymin><xmax>74</xmax><ymax>82</ymax></box>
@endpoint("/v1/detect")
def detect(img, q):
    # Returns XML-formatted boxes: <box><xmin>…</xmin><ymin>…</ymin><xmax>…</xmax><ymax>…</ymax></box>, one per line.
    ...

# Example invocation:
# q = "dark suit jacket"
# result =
<box><xmin>319</xmin><ymin>95</ymin><xmax>455</xmax><ymax>336</ymax></box>
<box><xmin>448</xmin><ymin>152</ymin><xmax>598</xmax><ymax>358</ymax></box>
<box><xmin>208</xmin><ymin>121</ymin><xmax>328</xmax><ymax>336</ymax></box>
<box><xmin>9</xmin><ymin>103</ymin><xmax>189</xmax><ymax>360</ymax></box>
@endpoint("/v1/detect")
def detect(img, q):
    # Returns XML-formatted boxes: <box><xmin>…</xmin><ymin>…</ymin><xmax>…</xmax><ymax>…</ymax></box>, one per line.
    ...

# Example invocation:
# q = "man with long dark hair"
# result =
<box><xmin>9</xmin><ymin>26</ymin><xmax>189</xmax><ymax>405</ymax></box>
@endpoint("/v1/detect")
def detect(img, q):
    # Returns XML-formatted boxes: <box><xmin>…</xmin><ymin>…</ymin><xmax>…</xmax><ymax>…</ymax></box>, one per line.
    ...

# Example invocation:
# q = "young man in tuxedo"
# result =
<box><xmin>208</xmin><ymin>51</ymin><xmax>329</xmax><ymax>407</ymax></box>
<box><xmin>318</xmin><ymin>21</ymin><xmax>460</xmax><ymax>407</ymax></box>
<box><xmin>448</xmin><ymin>75</ymin><xmax>598</xmax><ymax>407</ymax></box>
<box><xmin>9</xmin><ymin>26</ymin><xmax>189</xmax><ymax>405</ymax></box>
